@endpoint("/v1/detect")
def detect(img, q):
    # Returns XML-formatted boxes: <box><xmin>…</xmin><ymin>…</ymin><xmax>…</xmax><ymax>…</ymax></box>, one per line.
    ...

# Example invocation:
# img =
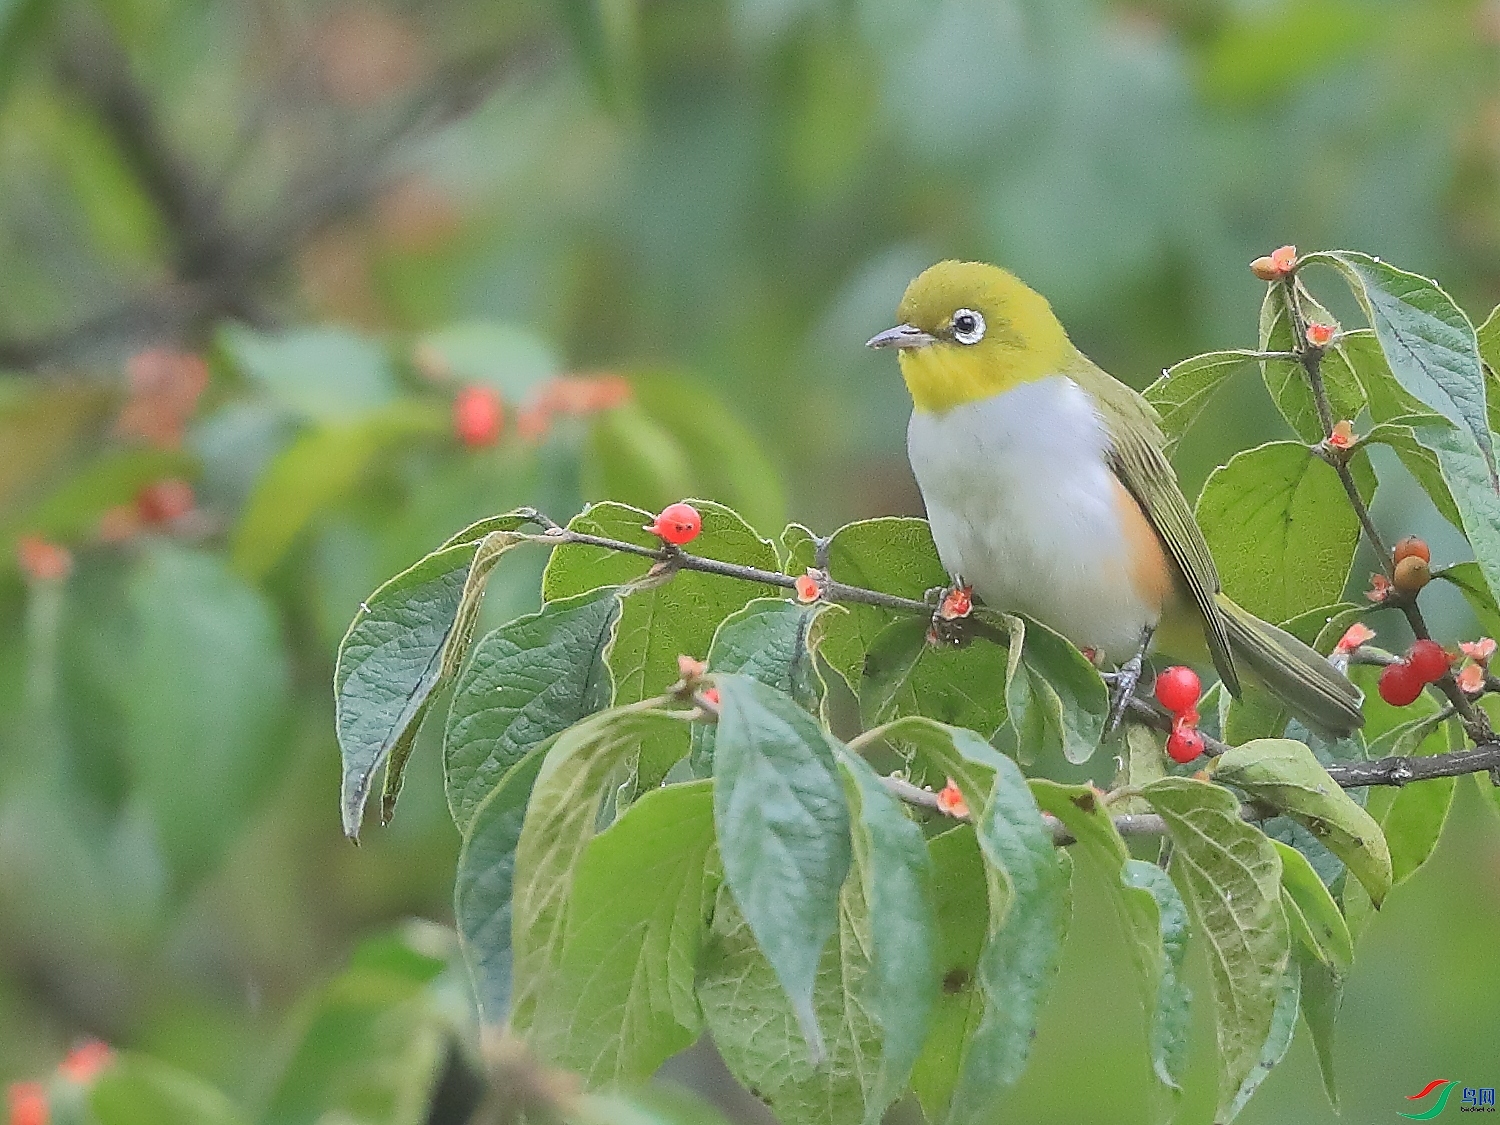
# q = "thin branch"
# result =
<box><xmin>1282</xmin><ymin>274</ymin><xmax>1493</xmax><ymax>743</ymax></box>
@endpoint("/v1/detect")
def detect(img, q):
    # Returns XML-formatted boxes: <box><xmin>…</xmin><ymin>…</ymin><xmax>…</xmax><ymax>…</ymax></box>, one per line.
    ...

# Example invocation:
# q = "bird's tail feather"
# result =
<box><xmin>1215</xmin><ymin>593</ymin><xmax>1365</xmax><ymax>735</ymax></box>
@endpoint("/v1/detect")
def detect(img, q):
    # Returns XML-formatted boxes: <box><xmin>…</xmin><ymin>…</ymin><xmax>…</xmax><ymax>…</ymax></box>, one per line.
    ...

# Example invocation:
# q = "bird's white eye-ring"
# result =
<box><xmin>951</xmin><ymin>308</ymin><xmax>985</xmax><ymax>345</ymax></box>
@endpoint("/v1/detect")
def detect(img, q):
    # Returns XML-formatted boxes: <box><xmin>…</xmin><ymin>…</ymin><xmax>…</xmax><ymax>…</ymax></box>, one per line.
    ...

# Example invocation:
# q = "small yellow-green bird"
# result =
<box><xmin>868</xmin><ymin>259</ymin><xmax>1363</xmax><ymax>733</ymax></box>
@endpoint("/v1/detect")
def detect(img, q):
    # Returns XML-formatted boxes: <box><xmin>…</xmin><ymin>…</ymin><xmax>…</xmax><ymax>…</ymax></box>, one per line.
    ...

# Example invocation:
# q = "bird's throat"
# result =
<box><xmin>898</xmin><ymin>337</ymin><xmax>1069</xmax><ymax>413</ymax></box>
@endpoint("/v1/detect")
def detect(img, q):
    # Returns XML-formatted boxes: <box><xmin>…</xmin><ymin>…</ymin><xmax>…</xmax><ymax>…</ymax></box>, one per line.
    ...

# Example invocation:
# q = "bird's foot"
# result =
<box><xmin>926</xmin><ymin>582</ymin><xmax>974</xmax><ymax>648</ymax></box>
<box><xmin>1106</xmin><ymin>627</ymin><xmax>1156</xmax><ymax>734</ymax></box>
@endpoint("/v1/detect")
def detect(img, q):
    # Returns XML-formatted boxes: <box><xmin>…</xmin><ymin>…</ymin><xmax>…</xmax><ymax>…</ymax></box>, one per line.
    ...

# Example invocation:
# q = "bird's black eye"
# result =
<box><xmin>950</xmin><ymin>308</ymin><xmax>986</xmax><ymax>345</ymax></box>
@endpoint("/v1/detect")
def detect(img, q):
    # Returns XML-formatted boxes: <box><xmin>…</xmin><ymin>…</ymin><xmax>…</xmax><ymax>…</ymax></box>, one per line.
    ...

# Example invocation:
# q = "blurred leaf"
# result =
<box><xmin>1142</xmin><ymin>777</ymin><xmax>1289</xmax><ymax>1122</ymax></box>
<box><xmin>122</xmin><ymin>544</ymin><xmax>289</xmax><ymax>883</ymax></box>
<box><xmin>0</xmin><ymin>378</ymin><xmax>108</xmax><ymax>512</ymax></box>
<box><xmin>230</xmin><ymin>401</ymin><xmax>446</xmax><ymax>580</ymax></box>
<box><xmin>712</xmin><ymin>674</ymin><xmax>851</xmax><ymax>1061</ymax></box>
<box><xmin>89</xmin><ymin>1053</ymin><xmax>248</xmax><ymax>1125</ymax></box>
<box><xmin>558</xmin><ymin>0</ymin><xmax>639</xmax><ymax>109</ymax></box>
<box><xmin>1200</xmin><ymin>0</ymin><xmax>1375</xmax><ymax>103</ymax></box>
<box><xmin>220</xmin><ymin>325</ymin><xmax>397</xmax><ymax>421</ymax></box>
<box><xmin>509</xmin><ymin>708</ymin><xmax>683</xmax><ymax>1031</ymax></box>
<box><xmin>1221</xmin><ymin>962</ymin><xmax>1300</xmax><ymax>1124</ymax></box>
<box><xmin>4</xmin><ymin>446</ymin><xmax>195</xmax><ymax>551</ymax></box>
<box><xmin>445</xmin><ymin>588</ymin><xmax>619</xmax><ymax>833</ymax></box>
<box><xmin>1212</xmin><ymin>738</ymin><xmax>1391</xmax><ymax>904</ymax></box>
<box><xmin>454</xmin><ymin>745</ymin><xmax>547</xmax><ymax>1027</ymax></box>
<box><xmin>584</xmin><ymin>401</ymin><xmax>695</xmax><ymax>515</ymax></box>
<box><xmin>1304</xmin><ymin>250</ymin><xmax>1495</xmax><ymax>480</ymax></box>
<box><xmin>1196</xmin><ymin>441</ymin><xmax>1374</xmax><ymax>624</ymax></box>
<box><xmin>527</xmin><ymin>780</ymin><xmax>717</xmax><ymax>1084</ymax></box>
<box><xmin>1032</xmin><ymin>781</ymin><xmax>1191</xmax><ymax>1095</ymax></box>
<box><xmin>837</xmin><ymin>750</ymin><xmax>939</xmax><ymax>1125</ymax></box>
<box><xmin>689</xmin><ymin>597</ymin><xmax>825</xmax><ymax>776</ymax></box>
<box><xmin>1142</xmin><ymin>349</ymin><xmax>1256</xmax><ymax>454</ymax></box>
<box><xmin>630</xmin><ymin>373</ymin><xmax>787</xmax><ymax>535</ymax></box>
<box><xmin>415</xmin><ymin>322</ymin><xmax>559</xmax><ymax>399</ymax></box>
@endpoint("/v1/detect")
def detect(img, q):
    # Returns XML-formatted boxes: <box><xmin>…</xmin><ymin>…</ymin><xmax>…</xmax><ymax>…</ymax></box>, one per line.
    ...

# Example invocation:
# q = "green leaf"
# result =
<box><xmin>1303</xmin><ymin>250</ymin><xmax>1496</xmax><ymax>480</ymax></box>
<box><xmin>1364</xmin><ymin>714</ymin><xmax>1459</xmax><ymax>887</ymax></box>
<box><xmin>837</xmin><ymin>751</ymin><xmax>940</xmax><ymax>1125</ymax></box>
<box><xmin>1141</xmin><ymin>777</ymin><xmax>1290</xmax><ymax>1122</ymax></box>
<box><xmin>526</xmin><ymin>780</ymin><xmax>718</xmax><ymax>1085</ymax></box>
<box><xmin>1143</xmin><ymin>350</ymin><xmax>1258</xmax><ymax>453</ymax></box>
<box><xmin>220</xmin><ymin>324</ymin><xmax>396</xmax><ymax>421</ymax></box>
<box><xmin>454</xmin><ymin>746</ymin><xmax>547</xmax><ymax>1026</ymax></box>
<box><xmin>1212</xmin><ymin>738</ymin><xmax>1392</xmax><ymax>904</ymax></box>
<box><xmin>89</xmin><ymin>1054</ymin><xmax>248</xmax><ymax>1125</ymax></box>
<box><xmin>858</xmin><ymin>615</ymin><xmax>1012</xmax><ymax>740</ymax></box>
<box><xmin>1221</xmin><ymin>961</ymin><xmax>1301</xmax><ymax>1124</ymax></box>
<box><xmin>1031</xmin><ymin>782</ymin><xmax>1191</xmax><ymax>1094</ymax></box>
<box><xmin>1299</xmin><ymin>955</ymin><xmax>1344</xmax><ymax>1111</ymax></box>
<box><xmin>3</xmin><ymin>446</ymin><xmax>196</xmax><ymax>549</ymax></box>
<box><xmin>689</xmin><ymin>598</ymin><xmax>825</xmax><ymax>776</ymax></box>
<box><xmin>711</xmin><ymin>674</ymin><xmax>852</xmax><ymax>1061</ymax></box>
<box><xmin>1196</xmin><ymin>441</ymin><xmax>1374</xmax><ymax>623</ymax></box>
<box><xmin>122</xmin><ymin>544</ymin><xmax>290</xmax><ymax>882</ymax></box>
<box><xmin>509</xmin><ymin>708</ymin><xmax>685</xmax><ymax>1031</ymax></box>
<box><xmin>1272</xmin><ymin>840</ymin><xmax>1353</xmax><ymax>972</ymax></box>
<box><xmin>946</xmin><ymin>750</ymin><xmax>1071</xmax><ymax>1125</ymax></box>
<box><xmin>859</xmin><ymin>715</ymin><xmax>1007</xmax><ymax>807</ymax></box>
<box><xmin>1279</xmin><ymin>602</ymin><xmax>1366</xmax><ymax>652</ymax></box>
<box><xmin>1257</xmin><ymin>285</ymin><xmax>1365</xmax><ymax>442</ymax></box>
<box><xmin>991</xmin><ymin>612</ymin><xmax>1107</xmax><ymax>766</ymax></box>
<box><xmin>229</xmin><ymin>403</ymin><xmax>445</xmax><ymax>579</ymax></box>
<box><xmin>414</xmin><ymin>321</ymin><xmax>560</xmax><ymax>399</ymax></box>
<box><xmin>810</xmin><ymin>517</ymin><xmax>948</xmax><ymax>693</ymax></box>
<box><xmin>445</xmin><ymin>588</ymin><xmax>619</xmax><ymax>833</ymax></box>
<box><xmin>335</xmin><ymin>539</ymin><xmax>485</xmax><ymax>840</ymax></box>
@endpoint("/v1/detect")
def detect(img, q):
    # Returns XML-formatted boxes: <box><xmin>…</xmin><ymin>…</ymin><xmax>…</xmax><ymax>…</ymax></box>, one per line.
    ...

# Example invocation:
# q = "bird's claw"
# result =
<box><xmin>1106</xmin><ymin>627</ymin><xmax>1155</xmax><ymax>734</ymax></box>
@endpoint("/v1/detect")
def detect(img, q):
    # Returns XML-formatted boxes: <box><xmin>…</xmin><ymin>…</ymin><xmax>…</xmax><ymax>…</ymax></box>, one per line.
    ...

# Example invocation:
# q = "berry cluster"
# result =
<box><xmin>1377</xmin><ymin>639</ymin><xmax>1453</xmax><ymax>707</ymax></box>
<box><xmin>1154</xmin><ymin>665</ymin><xmax>1205</xmax><ymax>763</ymax></box>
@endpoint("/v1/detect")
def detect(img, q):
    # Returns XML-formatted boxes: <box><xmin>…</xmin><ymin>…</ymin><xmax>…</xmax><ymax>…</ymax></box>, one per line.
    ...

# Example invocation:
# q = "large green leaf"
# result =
<box><xmin>1299</xmin><ymin>955</ymin><xmax>1344</xmax><ymax>1111</ymax></box>
<box><xmin>1363</xmin><ymin>714</ymin><xmax>1459</xmax><ymax>887</ymax></box>
<box><xmin>336</xmin><ymin>535</ymin><xmax>510</xmax><ymax>839</ymax></box>
<box><xmin>1221</xmin><ymin>961</ymin><xmax>1301</xmax><ymax>1124</ymax></box>
<box><xmin>1141</xmin><ymin>777</ymin><xmax>1290</xmax><ymax>1122</ymax></box>
<box><xmin>121</xmin><ymin>544</ymin><xmax>290</xmax><ymax>883</ymax></box>
<box><xmin>1361</xmin><ymin>422</ymin><xmax>1462</xmax><ymax>531</ymax></box>
<box><xmin>526</xmin><ymin>780</ymin><xmax>718</xmax><ymax>1085</ymax></box>
<box><xmin>509</xmin><ymin>708</ymin><xmax>685</xmax><ymax>1031</ymax></box>
<box><xmin>1272</xmin><ymin>839</ymin><xmax>1353</xmax><ymax>973</ymax></box>
<box><xmin>454</xmin><ymin>746</ymin><xmax>548</xmax><ymax>1025</ymax></box>
<box><xmin>1304</xmin><ymin>250</ymin><xmax>1495</xmax><ymax>479</ymax></box>
<box><xmin>858</xmin><ymin>614</ymin><xmax>1011</xmax><ymax>739</ymax></box>
<box><xmin>444</xmin><ymin>588</ymin><xmax>619</xmax><ymax>832</ymax></box>
<box><xmin>990</xmin><ymin>611</ymin><xmax>1108</xmax><ymax>767</ymax></box>
<box><xmin>809</xmin><ymin>517</ymin><xmax>948</xmax><ymax>693</ymax></box>
<box><xmin>1212</xmin><ymin>738</ymin><xmax>1392</xmax><ymax>904</ymax></box>
<box><xmin>1032</xmin><ymin>781</ymin><xmax>1191</xmax><ymax>1095</ymax></box>
<box><xmin>837</xmin><ymin>751</ymin><xmax>940</xmax><ymax>1125</ymax></box>
<box><xmin>229</xmin><ymin>402</ymin><xmax>445</xmax><ymax>580</ymax></box>
<box><xmin>1196</xmin><ymin>440</ymin><xmax>1374</xmax><ymax>623</ymax></box>
<box><xmin>690</xmin><ymin>598</ymin><xmax>825</xmax><ymax>776</ymax></box>
<box><xmin>947</xmin><ymin>751</ymin><xmax>1072</xmax><ymax>1125</ymax></box>
<box><xmin>711</xmin><ymin>674</ymin><xmax>851</xmax><ymax>1060</ymax></box>
<box><xmin>1142</xmin><ymin>349</ymin><xmax>1258</xmax><ymax>453</ymax></box>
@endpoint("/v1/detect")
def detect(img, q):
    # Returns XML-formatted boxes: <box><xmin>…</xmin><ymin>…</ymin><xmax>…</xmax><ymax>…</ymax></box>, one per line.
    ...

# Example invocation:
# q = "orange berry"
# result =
<box><xmin>1250</xmin><ymin>256</ymin><xmax>1280</xmax><ymax>281</ymax></box>
<box><xmin>1305</xmin><ymin>323</ymin><xmax>1336</xmax><ymax>347</ymax></box>
<box><xmin>136</xmin><ymin>478</ymin><xmax>195</xmax><ymax>525</ymax></box>
<box><xmin>453</xmin><ymin>385</ymin><xmax>504</xmax><ymax>447</ymax></box>
<box><xmin>1393</xmin><ymin>555</ymin><xmax>1431</xmax><ymax>594</ymax></box>
<box><xmin>794</xmin><ymin>572</ymin><xmax>820</xmax><ymax>603</ymax></box>
<box><xmin>935</xmin><ymin>779</ymin><xmax>969</xmax><ymax>818</ymax></box>
<box><xmin>16</xmin><ymin>536</ymin><xmax>72</xmax><ymax>584</ymax></box>
<box><xmin>1393</xmin><ymin>536</ymin><xmax>1431</xmax><ymax>565</ymax></box>
<box><xmin>647</xmin><ymin>503</ymin><xmax>701</xmax><ymax>546</ymax></box>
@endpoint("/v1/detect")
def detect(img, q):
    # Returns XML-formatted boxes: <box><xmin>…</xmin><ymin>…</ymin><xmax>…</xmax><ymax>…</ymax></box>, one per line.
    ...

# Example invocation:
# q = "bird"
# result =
<box><xmin>866</xmin><ymin>259</ymin><xmax>1364</xmax><ymax>734</ymax></box>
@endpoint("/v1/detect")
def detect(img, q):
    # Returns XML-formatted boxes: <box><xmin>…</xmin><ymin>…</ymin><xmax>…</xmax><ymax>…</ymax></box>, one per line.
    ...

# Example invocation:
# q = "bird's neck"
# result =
<box><xmin>899</xmin><ymin>335</ymin><xmax>1071</xmax><ymax>414</ymax></box>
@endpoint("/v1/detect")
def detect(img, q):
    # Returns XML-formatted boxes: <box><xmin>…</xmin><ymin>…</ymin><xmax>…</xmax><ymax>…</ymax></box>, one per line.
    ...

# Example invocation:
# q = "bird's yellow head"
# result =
<box><xmin>868</xmin><ymin>260</ymin><xmax>1071</xmax><ymax>413</ymax></box>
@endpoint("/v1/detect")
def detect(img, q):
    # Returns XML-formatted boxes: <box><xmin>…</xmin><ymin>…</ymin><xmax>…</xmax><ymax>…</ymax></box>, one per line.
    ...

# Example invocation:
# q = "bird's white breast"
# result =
<box><xmin>906</xmin><ymin>375</ymin><xmax>1159</xmax><ymax>659</ymax></box>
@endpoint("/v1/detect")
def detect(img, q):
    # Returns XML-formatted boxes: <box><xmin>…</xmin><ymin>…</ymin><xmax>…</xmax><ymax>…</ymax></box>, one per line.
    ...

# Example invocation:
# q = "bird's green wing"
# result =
<box><xmin>1079</xmin><ymin>358</ymin><xmax>1242</xmax><ymax>695</ymax></box>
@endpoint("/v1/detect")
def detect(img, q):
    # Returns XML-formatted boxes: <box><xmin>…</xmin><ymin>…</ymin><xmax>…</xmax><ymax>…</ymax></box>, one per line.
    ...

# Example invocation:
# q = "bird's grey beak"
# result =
<box><xmin>866</xmin><ymin>324</ymin><xmax>938</xmax><ymax>350</ymax></box>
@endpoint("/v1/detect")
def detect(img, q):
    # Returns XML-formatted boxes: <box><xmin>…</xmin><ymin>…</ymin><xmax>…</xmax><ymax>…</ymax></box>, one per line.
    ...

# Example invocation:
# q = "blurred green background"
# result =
<box><xmin>2</xmin><ymin>0</ymin><xmax>1499</xmax><ymax>1121</ymax></box>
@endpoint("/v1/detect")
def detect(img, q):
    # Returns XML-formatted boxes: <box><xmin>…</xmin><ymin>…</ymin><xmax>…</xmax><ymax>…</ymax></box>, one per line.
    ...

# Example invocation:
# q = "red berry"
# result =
<box><xmin>1407</xmin><ymin>639</ymin><xmax>1450</xmax><ymax>684</ymax></box>
<box><xmin>453</xmin><ymin>385</ymin><xmax>503</xmax><ymax>447</ymax></box>
<box><xmin>648</xmin><ymin>502</ymin><xmax>701</xmax><ymax>546</ymax></box>
<box><xmin>1154</xmin><ymin>665</ymin><xmax>1201</xmax><ymax>714</ymax></box>
<box><xmin>136</xmin><ymin>478</ymin><xmax>195</xmax><ymax>525</ymax></box>
<box><xmin>1166</xmin><ymin>722</ymin><xmax>1205</xmax><ymax>764</ymax></box>
<box><xmin>1377</xmin><ymin>660</ymin><xmax>1425</xmax><ymax>707</ymax></box>
<box><xmin>7</xmin><ymin>1081</ymin><xmax>48</xmax><ymax>1125</ymax></box>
